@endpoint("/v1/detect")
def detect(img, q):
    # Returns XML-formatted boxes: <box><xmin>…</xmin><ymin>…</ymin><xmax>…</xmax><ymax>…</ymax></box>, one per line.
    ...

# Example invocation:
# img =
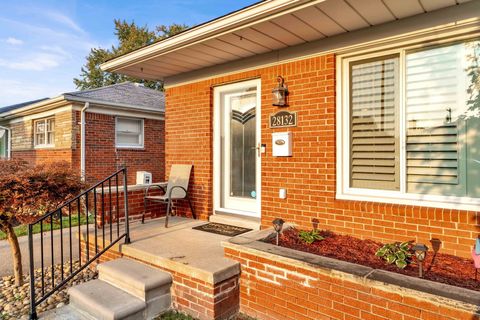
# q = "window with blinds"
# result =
<box><xmin>349</xmin><ymin>56</ymin><xmax>400</xmax><ymax>190</ymax></box>
<box><xmin>344</xmin><ymin>39</ymin><xmax>480</xmax><ymax>200</ymax></box>
<box><xmin>405</xmin><ymin>44</ymin><xmax>465</xmax><ymax>195</ymax></box>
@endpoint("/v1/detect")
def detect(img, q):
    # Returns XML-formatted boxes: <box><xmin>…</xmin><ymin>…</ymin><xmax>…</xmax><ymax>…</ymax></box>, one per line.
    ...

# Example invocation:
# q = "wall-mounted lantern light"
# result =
<box><xmin>272</xmin><ymin>218</ymin><xmax>285</xmax><ymax>245</ymax></box>
<box><xmin>272</xmin><ymin>76</ymin><xmax>288</xmax><ymax>107</ymax></box>
<box><xmin>413</xmin><ymin>243</ymin><xmax>428</xmax><ymax>278</ymax></box>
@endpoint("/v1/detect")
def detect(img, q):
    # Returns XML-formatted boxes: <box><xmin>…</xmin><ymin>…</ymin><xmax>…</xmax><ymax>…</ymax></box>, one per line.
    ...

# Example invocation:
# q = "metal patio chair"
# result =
<box><xmin>142</xmin><ymin>164</ymin><xmax>196</xmax><ymax>227</ymax></box>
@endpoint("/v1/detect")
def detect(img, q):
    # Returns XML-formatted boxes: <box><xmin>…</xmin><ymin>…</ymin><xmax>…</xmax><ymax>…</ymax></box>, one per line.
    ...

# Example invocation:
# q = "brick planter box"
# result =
<box><xmin>223</xmin><ymin>230</ymin><xmax>480</xmax><ymax>320</ymax></box>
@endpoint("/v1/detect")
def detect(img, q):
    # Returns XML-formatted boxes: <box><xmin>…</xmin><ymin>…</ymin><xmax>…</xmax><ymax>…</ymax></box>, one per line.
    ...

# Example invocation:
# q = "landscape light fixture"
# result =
<box><xmin>430</xmin><ymin>238</ymin><xmax>441</xmax><ymax>254</ymax></box>
<box><xmin>272</xmin><ymin>218</ymin><xmax>285</xmax><ymax>245</ymax></box>
<box><xmin>272</xmin><ymin>76</ymin><xmax>288</xmax><ymax>106</ymax></box>
<box><xmin>413</xmin><ymin>243</ymin><xmax>428</xmax><ymax>278</ymax></box>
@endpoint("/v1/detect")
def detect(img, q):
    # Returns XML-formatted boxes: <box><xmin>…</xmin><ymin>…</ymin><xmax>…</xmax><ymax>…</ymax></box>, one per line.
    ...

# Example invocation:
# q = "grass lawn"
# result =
<box><xmin>0</xmin><ymin>214</ymin><xmax>94</xmax><ymax>240</ymax></box>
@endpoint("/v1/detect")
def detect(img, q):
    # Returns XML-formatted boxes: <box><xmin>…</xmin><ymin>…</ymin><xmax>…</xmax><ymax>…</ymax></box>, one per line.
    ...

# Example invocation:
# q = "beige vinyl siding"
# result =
<box><xmin>349</xmin><ymin>55</ymin><xmax>400</xmax><ymax>190</ymax></box>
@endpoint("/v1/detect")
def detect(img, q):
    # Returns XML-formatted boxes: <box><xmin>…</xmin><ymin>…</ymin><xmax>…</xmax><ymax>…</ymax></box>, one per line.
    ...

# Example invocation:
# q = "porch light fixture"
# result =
<box><xmin>413</xmin><ymin>243</ymin><xmax>428</xmax><ymax>278</ymax></box>
<box><xmin>272</xmin><ymin>218</ymin><xmax>285</xmax><ymax>245</ymax></box>
<box><xmin>272</xmin><ymin>76</ymin><xmax>288</xmax><ymax>107</ymax></box>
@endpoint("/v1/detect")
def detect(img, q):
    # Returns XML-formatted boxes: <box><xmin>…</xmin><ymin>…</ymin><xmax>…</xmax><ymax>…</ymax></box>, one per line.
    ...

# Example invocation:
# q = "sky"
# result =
<box><xmin>0</xmin><ymin>0</ymin><xmax>258</xmax><ymax>106</ymax></box>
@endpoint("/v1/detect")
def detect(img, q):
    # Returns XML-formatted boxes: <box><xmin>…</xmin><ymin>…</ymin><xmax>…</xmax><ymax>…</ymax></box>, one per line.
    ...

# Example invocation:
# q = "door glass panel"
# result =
<box><xmin>220</xmin><ymin>85</ymin><xmax>258</xmax><ymax>210</ymax></box>
<box><xmin>230</xmin><ymin>93</ymin><xmax>256</xmax><ymax>198</ymax></box>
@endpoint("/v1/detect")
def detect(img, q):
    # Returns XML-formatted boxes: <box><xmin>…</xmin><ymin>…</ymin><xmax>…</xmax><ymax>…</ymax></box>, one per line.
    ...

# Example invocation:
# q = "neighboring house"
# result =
<box><xmin>0</xmin><ymin>82</ymin><xmax>165</xmax><ymax>184</ymax></box>
<box><xmin>102</xmin><ymin>0</ymin><xmax>480</xmax><ymax>259</ymax></box>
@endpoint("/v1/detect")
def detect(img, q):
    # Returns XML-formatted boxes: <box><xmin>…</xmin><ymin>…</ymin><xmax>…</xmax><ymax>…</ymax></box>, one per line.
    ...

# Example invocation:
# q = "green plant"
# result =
<box><xmin>298</xmin><ymin>229</ymin><xmax>324</xmax><ymax>244</ymax></box>
<box><xmin>375</xmin><ymin>241</ymin><xmax>413</xmax><ymax>269</ymax></box>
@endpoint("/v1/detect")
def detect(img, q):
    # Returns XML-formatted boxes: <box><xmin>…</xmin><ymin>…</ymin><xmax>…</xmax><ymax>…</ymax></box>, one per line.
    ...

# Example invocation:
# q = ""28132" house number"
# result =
<box><xmin>269</xmin><ymin>110</ymin><xmax>297</xmax><ymax>128</ymax></box>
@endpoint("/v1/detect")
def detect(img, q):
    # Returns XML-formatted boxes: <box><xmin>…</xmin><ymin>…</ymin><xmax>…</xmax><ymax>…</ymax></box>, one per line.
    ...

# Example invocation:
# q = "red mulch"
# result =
<box><xmin>269</xmin><ymin>228</ymin><xmax>480</xmax><ymax>291</ymax></box>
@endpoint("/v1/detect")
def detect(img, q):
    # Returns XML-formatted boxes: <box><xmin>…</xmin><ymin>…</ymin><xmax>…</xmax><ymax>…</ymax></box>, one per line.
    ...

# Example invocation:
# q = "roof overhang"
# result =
<box><xmin>0</xmin><ymin>95</ymin><xmax>164</xmax><ymax>120</ymax></box>
<box><xmin>101</xmin><ymin>0</ymin><xmax>477</xmax><ymax>82</ymax></box>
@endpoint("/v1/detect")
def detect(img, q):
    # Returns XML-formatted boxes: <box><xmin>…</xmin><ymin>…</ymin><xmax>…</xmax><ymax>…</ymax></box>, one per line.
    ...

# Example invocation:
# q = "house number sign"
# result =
<box><xmin>269</xmin><ymin>110</ymin><xmax>297</xmax><ymax>128</ymax></box>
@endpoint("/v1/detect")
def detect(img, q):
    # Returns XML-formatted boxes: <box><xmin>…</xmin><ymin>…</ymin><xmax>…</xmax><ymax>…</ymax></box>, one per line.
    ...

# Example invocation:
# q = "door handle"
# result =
<box><xmin>256</xmin><ymin>143</ymin><xmax>263</xmax><ymax>157</ymax></box>
<box><xmin>251</xmin><ymin>143</ymin><xmax>262</xmax><ymax>157</ymax></box>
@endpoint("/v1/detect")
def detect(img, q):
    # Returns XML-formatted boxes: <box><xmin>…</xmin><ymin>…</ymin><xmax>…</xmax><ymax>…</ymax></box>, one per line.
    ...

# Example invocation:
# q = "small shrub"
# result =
<box><xmin>375</xmin><ymin>241</ymin><xmax>413</xmax><ymax>269</ymax></box>
<box><xmin>298</xmin><ymin>229</ymin><xmax>324</xmax><ymax>244</ymax></box>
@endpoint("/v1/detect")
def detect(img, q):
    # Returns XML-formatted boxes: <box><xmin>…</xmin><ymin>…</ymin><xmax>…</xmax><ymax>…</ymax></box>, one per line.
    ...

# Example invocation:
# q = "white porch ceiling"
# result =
<box><xmin>103</xmin><ymin>0</ymin><xmax>472</xmax><ymax>81</ymax></box>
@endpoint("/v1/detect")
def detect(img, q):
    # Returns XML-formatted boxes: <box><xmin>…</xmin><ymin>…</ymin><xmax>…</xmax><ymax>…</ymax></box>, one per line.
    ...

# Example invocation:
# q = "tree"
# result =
<box><xmin>0</xmin><ymin>160</ymin><xmax>84</xmax><ymax>286</ymax></box>
<box><xmin>74</xmin><ymin>20</ymin><xmax>189</xmax><ymax>90</ymax></box>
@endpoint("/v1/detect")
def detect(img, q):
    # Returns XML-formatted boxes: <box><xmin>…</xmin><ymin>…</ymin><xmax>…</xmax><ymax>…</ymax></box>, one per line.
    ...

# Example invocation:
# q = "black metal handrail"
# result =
<box><xmin>28</xmin><ymin>167</ymin><xmax>130</xmax><ymax>320</ymax></box>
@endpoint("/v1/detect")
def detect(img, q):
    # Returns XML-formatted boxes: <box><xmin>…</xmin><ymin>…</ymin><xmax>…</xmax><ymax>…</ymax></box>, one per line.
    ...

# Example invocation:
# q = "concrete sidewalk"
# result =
<box><xmin>0</xmin><ymin>225</ymin><xmax>89</xmax><ymax>277</ymax></box>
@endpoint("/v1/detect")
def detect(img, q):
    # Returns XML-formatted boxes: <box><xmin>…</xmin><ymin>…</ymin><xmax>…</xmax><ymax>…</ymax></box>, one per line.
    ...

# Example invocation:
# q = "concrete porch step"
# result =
<box><xmin>69</xmin><ymin>279</ymin><xmax>146</xmax><ymax>320</ymax></box>
<box><xmin>98</xmin><ymin>258</ymin><xmax>172</xmax><ymax>301</ymax></box>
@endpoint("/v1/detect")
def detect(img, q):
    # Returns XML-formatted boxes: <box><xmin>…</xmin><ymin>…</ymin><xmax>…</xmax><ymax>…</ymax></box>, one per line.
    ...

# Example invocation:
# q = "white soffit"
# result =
<box><xmin>102</xmin><ymin>0</ymin><xmax>472</xmax><ymax>80</ymax></box>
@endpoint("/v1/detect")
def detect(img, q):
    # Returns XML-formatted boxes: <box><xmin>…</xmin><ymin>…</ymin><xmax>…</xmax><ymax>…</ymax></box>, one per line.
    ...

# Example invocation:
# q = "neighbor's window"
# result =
<box><xmin>341</xmin><ymin>39</ymin><xmax>480</xmax><ymax>204</ymax></box>
<box><xmin>0</xmin><ymin>128</ymin><xmax>9</xmax><ymax>158</ymax></box>
<box><xmin>116</xmin><ymin>117</ymin><xmax>144</xmax><ymax>148</ymax></box>
<box><xmin>34</xmin><ymin>117</ymin><xmax>55</xmax><ymax>147</ymax></box>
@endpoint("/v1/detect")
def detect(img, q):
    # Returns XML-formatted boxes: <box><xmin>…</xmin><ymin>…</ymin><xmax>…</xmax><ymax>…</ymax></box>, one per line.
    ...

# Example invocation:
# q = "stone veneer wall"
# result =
<box><xmin>10</xmin><ymin>109</ymin><xmax>77</xmax><ymax>166</ymax></box>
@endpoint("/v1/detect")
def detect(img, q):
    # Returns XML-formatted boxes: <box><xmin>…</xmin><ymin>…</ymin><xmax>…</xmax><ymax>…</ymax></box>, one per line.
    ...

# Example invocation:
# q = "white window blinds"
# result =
<box><xmin>350</xmin><ymin>56</ymin><xmax>400</xmax><ymax>190</ymax></box>
<box><xmin>116</xmin><ymin>118</ymin><xmax>144</xmax><ymax>147</ymax></box>
<box><xmin>405</xmin><ymin>44</ymin><xmax>465</xmax><ymax>195</ymax></box>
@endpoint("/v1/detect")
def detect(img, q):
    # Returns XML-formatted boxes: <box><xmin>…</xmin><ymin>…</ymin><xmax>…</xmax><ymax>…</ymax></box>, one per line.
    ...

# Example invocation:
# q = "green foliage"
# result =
<box><xmin>298</xmin><ymin>229</ymin><xmax>324</xmax><ymax>244</ymax></box>
<box><xmin>375</xmin><ymin>241</ymin><xmax>413</xmax><ymax>269</ymax></box>
<box><xmin>74</xmin><ymin>20</ymin><xmax>189</xmax><ymax>90</ymax></box>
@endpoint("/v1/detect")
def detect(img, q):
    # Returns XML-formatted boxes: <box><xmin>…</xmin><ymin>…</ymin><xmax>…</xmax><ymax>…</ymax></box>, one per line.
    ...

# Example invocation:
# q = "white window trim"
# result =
<box><xmin>115</xmin><ymin>117</ymin><xmax>144</xmax><ymax>149</ymax></box>
<box><xmin>336</xmin><ymin>35</ymin><xmax>480</xmax><ymax>212</ymax></box>
<box><xmin>0</xmin><ymin>126</ymin><xmax>10</xmax><ymax>159</ymax></box>
<box><xmin>33</xmin><ymin>117</ymin><xmax>55</xmax><ymax>149</ymax></box>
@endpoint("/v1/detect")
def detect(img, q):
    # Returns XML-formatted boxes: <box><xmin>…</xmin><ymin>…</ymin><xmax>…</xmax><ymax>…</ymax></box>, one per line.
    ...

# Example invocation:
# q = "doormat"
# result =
<box><xmin>192</xmin><ymin>222</ymin><xmax>252</xmax><ymax>237</ymax></box>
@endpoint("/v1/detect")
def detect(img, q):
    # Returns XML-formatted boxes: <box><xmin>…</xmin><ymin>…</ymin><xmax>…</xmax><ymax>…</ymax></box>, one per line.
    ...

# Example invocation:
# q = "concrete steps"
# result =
<box><xmin>55</xmin><ymin>258</ymin><xmax>172</xmax><ymax>320</ymax></box>
<box><xmin>69</xmin><ymin>280</ymin><xmax>146</xmax><ymax>320</ymax></box>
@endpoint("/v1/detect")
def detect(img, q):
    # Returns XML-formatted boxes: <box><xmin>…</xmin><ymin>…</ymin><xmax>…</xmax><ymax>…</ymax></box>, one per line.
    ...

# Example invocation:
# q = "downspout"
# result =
<box><xmin>80</xmin><ymin>102</ymin><xmax>89</xmax><ymax>181</ymax></box>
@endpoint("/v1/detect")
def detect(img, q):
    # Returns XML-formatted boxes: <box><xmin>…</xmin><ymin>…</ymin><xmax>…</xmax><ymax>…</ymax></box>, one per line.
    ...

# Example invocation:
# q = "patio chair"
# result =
<box><xmin>142</xmin><ymin>164</ymin><xmax>196</xmax><ymax>227</ymax></box>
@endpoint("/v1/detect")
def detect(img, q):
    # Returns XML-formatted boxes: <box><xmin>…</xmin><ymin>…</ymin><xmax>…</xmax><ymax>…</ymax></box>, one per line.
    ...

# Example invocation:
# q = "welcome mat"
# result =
<box><xmin>192</xmin><ymin>222</ymin><xmax>252</xmax><ymax>237</ymax></box>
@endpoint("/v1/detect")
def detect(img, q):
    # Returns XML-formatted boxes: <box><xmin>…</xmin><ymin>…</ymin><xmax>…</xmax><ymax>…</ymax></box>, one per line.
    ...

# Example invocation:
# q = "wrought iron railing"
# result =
<box><xmin>28</xmin><ymin>167</ymin><xmax>130</xmax><ymax>320</ymax></box>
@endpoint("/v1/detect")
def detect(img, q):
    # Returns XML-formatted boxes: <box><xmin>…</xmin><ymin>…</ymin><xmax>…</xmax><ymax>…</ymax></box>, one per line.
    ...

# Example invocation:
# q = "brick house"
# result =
<box><xmin>101</xmin><ymin>0</ymin><xmax>480</xmax><ymax>259</ymax></box>
<box><xmin>0</xmin><ymin>82</ymin><xmax>165</xmax><ymax>184</ymax></box>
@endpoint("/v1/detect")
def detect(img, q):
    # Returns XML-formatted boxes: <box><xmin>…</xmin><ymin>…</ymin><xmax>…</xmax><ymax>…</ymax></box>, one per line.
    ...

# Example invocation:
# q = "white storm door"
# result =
<box><xmin>214</xmin><ymin>79</ymin><xmax>261</xmax><ymax>218</ymax></box>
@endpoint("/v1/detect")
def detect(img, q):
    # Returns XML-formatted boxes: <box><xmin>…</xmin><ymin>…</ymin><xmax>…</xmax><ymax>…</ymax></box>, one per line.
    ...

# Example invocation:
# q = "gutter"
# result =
<box><xmin>80</xmin><ymin>102</ymin><xmax>89</xmax><ymax>181</ymax></box>
<box><xmin>0</xmin><ymin>125</ymin><xmax>11</xmax><ymax>159</ymax></box>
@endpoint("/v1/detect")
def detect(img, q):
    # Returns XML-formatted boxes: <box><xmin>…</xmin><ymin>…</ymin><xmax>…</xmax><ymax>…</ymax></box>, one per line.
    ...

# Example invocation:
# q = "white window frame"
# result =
<box><xmin>34</xmin><ymin>117</ymin><xmax>55</xmax><ymax>148</ymax></box>
<box><xmin>0</xmin><ymin>126</ymin><xmax>10</xmax><ymax>159</ymax></box>
<box><xmin>336</xmin><ymin>36</ymin><xmax>480</xmax><ymax>211</ymax></box>
<box><xmin>115</xmin><ymin>117</ymin><xmax>144</xmax><ymax>149</ymax></box>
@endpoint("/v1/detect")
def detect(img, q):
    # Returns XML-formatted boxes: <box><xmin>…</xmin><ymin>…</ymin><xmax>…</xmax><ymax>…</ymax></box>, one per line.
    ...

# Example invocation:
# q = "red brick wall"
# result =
<box><xmin>82</xmin><ymin>112</ymin><xmax>165</xmax><ymax>184</ymax></box>
<box><xmin>165</xmin><ymin>54</ymin><xmax>479</xmax><ymax>259</ymax></box>
<box><xmin>224</xmin><ymin>244</ymin><xmax>479</xmax><ymax>320</ymax></box>
<box><xmin>11</xmin><ymin>149</ymin><xmax>76</xmax><ymax>166</ymax></box>
<box><xmin>93</xmin><ymin>187</ymin><xmax>165</xmax><ymax>225</ymax></box>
